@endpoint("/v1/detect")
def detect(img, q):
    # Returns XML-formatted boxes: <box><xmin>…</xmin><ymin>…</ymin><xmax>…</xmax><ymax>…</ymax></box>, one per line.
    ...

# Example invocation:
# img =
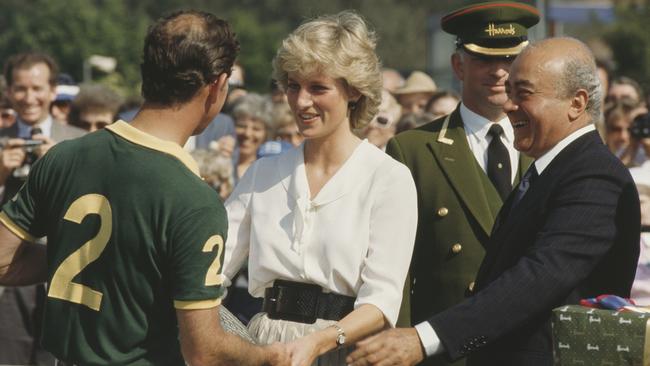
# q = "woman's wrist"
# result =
<box><xmin>314</xmin><ymin>325</ymin><xmax>339</xmax><ymax>355</ymax></box>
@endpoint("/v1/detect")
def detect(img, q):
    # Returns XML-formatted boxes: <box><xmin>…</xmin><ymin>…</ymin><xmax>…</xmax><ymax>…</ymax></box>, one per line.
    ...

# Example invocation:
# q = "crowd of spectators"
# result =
<box><xmin>0</xmin><ymin>51</ymin><xmax>469</xmax><ymax>204</ymax></box>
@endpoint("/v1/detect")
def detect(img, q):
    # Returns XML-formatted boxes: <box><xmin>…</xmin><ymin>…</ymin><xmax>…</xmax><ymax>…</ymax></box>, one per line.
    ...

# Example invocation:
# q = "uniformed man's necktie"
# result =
<box><xmin>487</xmin><ymin>124</ymin><xmax>511</xmax><ymax>201</ymax></box>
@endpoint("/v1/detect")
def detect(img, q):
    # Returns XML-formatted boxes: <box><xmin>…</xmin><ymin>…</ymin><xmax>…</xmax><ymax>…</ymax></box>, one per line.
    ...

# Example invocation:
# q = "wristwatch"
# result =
<box><xmin>331</xmin><ymin>324</ymin><xmax>346</xmax><ymax>347</ymax></box>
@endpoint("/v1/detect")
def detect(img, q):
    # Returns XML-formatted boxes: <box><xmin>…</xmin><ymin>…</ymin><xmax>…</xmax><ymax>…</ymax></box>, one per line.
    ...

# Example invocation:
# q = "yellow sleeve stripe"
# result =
<box><xmin>174</xmin><ymin>297</ymin><xmax>222</xmax><ymax>310</ymax></box>
<box><xmin>0</xmin><ymin>212</ymin><xmax>37</xmax><ymax>243</ymax></box>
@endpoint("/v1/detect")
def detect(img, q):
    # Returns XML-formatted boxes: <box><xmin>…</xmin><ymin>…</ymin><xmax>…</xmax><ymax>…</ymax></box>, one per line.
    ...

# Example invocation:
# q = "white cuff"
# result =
<box><xmin>414</xmin><ymin>321</ymin><xmax>445</xmax><ymax>357</ymax></box>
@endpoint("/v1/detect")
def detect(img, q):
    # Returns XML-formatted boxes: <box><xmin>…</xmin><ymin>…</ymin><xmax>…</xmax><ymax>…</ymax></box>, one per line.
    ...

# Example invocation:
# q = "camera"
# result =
<box><xmin>630</xmin><ymin>113</ymin><xmax>650</xmax><ymax>139</ymax></box>
<box><xmin>1</xmin><ymin>139</ymin><xmax>45</xmax><ymax>179</ymax></box>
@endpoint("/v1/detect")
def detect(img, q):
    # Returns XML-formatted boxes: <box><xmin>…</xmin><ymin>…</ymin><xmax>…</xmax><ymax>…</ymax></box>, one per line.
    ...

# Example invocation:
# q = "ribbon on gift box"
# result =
<box><xmin>580</xmin><ymin>294</ymin><xmax>650</xmax><ymax>314</ymax></box>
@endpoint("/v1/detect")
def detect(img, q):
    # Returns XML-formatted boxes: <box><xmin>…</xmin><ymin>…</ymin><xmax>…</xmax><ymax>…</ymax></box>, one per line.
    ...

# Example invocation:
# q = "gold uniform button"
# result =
<box><xmin>468</xmin><ymin>281</ymin><xmax>475</xmax><ymax>292</ymax></box>
<box><xmin>451</xmin><ymin>243</ymin><xmax>462</xmax><ymax>254</ymax></box>
<box><xmin>437</xmin><ymin>207</ymin><xmax>449</xmax><ymax>217</ymax></box>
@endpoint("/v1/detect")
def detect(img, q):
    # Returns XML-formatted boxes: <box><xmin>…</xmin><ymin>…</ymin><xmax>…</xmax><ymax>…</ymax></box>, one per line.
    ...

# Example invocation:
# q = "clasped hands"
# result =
<box><xmin>267</xmin><ymin>327</ymin><xmax>425</xmax><ymax>366</ymax></box>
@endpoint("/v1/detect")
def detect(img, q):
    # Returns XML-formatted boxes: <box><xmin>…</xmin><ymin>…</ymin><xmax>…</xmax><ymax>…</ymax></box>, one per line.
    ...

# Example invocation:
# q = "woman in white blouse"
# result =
<box><xmin>223</xmin><ymin>11</ymin><xmax>417</xmax><ymax>366</ymax></box>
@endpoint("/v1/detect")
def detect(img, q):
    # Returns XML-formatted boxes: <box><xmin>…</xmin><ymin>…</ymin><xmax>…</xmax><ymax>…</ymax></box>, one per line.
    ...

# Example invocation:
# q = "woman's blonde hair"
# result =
<box><xmin>272</xmin><ymin>10</ymin><xmax>382</xmax><ymax>129</ymax></box>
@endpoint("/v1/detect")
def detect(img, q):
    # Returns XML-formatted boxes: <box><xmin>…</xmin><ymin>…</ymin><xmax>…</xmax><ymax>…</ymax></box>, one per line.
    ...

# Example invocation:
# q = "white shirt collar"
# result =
<box><xmin>17</xmin><ymin>115</ymin><xmax>53</xmax><ymax>139</ymax></box>
<box><xmin>534</xmin><ymin>124</ymin><xmax>596</xmax><ymax>174</ymax></box>
<box><xmin>460</xmin><ymin>103</ymin><xmax>513</xmax><ymax>144</ymax></box>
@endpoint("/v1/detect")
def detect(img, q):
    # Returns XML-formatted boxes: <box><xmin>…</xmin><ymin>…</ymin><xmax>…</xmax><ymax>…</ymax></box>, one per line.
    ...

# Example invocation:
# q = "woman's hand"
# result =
<box><xmin>286</xmin><ymin>333</ymin><xmax>324</xmax><ymax>366</ymax></box>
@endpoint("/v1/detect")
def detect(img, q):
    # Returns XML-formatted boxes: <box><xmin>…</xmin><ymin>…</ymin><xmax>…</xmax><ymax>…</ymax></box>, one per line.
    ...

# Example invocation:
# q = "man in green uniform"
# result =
<box><xmin>392</xmin><ymin>2</ymin><xmax>539</xmax><ymax>365</ymax></box>
<box><xmin>0</xmin><ymin>10</ymin><xmax>287</xmax><ymax>366</ymax></box>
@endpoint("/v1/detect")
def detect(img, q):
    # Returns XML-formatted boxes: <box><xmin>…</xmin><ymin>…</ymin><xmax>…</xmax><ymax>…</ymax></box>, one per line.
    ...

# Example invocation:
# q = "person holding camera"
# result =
<box><xmin>604</xmin><ymin>97</ymin><xmax>650</xmax><ymax>167</ymax></box>
<box><xmin>0</xmin><ymin>52</ymin><xmax>84</xmax><ymax>366</ymax></box>
<box><xmin>0</xmin><ymin>53</ymin><xmax>85</xmax><ymax>202</ymax></box>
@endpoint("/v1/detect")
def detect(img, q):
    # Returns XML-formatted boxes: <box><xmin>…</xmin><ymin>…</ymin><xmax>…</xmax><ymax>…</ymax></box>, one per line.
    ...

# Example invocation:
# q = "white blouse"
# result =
<box><xmin>223</xmin><ymin>140</ymin><xmax>418</xmax><ymax>325</ymax></box>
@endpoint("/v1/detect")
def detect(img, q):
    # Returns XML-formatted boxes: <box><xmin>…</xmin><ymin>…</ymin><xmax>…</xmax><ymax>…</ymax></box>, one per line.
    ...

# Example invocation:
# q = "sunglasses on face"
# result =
<box><xmin>370</xmin><ymin>115</ymin><xmax>394</xmax><ymax>129</ymax></box>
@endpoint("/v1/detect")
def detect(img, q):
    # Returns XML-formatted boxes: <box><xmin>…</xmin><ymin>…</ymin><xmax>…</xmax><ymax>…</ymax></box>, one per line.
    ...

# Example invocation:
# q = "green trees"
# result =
<box><xmin>602</xmin><ymin>2</ymin><xmax>650</xmax><ymax>92</ymax></box>
<box><xmin>0</xmin><ymin>0</ymin><xmax>467</xmax><ymax>94</ymax></box>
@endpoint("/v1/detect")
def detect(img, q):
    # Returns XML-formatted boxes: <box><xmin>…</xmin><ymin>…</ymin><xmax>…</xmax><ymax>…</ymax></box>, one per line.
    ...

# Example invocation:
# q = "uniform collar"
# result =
<box><xmin>105</xmin><ymin>121</ymin><xmax>200</xmax><ymax>177</ymax></box>
<box><xmin>460</xmin><ymin>103</ymin><xmax>513</xmax><ymax>144</ymax></box>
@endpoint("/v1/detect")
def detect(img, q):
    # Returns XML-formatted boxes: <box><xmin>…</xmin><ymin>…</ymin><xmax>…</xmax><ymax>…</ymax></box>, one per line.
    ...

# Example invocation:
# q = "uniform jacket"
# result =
<box><xmin>428</xmin><ymin>130</ymin><xmax>640</xmax><ymax>366</ymax></box>
<box><xmin>387</xmin><ymin>106</ymin><xmax>531</xmax><ymax>365</ymax></box>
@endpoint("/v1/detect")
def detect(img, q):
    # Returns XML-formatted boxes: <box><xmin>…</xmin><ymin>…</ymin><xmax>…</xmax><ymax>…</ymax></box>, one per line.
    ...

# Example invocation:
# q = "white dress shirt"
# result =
<box><xmin>223</xmin><ymin>140</ymin><xmax>418</xmax><ymax>325</ymax></box>
<box><xmin>17</xmin><ymin>115</ymin><xmax>53</xmax><ymax>138</ymax></box>
<box><xmin>461</xmin><ymin>103</ymin><xmax>519</xmax><ymax>184</ymax></box>
<box><xmin>416</xmin><ymin>123</ymin><xmax>597</xmax><ymax>357</ymax></box>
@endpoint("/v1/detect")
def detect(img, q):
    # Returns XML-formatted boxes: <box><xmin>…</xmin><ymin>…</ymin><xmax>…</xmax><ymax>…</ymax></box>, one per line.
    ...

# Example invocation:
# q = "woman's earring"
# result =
<box><xmin>348</xmin><ymin>101</ymin><xmax>357</xmax><ymax>110</ymax></box>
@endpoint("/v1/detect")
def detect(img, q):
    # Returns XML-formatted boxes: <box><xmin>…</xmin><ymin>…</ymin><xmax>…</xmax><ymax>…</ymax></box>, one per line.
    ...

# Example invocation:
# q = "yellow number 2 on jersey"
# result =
<box><xmin>48</xmin><ymin>194</ymin><xmax>112</xmax><ymax>311</ymax></box>
<box><xmin>203</xmin><ymin>235</ymin><xmax>224</xmax><ymax>286</ymax></box>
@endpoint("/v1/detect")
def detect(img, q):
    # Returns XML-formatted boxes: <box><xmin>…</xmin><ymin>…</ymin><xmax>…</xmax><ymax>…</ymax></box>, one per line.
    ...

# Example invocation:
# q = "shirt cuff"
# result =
<box><xmin>415</xmin><ymin>321</ymin><xmax>445</xmax><ymax>357</ymax></box>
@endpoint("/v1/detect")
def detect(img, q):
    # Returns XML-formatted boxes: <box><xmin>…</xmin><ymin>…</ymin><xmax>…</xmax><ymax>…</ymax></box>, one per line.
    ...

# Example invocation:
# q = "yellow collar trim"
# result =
<box><xmin>106</xmin><ymin>121</ymin><xmax>200</xmax><ymax>177</ymax></box>
<box><xmin>463</xmin><ymin>41</ymin><xmax>529</xmax><ymax>57</ymax></box>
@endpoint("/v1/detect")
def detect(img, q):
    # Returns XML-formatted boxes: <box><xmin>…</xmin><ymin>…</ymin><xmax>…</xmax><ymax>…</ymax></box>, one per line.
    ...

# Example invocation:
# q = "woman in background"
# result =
<box><xmin>232</xmin><ymin>93</ymin><xmax>273</xmax><ymax>179</ymax></box>
<box><xmin>223</xmin><ymin>11</ymin><xmax>417</xmax><ymax>366</ymax></box>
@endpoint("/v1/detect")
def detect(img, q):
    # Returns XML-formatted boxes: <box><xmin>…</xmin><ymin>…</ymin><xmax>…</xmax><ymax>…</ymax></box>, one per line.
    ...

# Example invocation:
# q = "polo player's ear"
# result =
<box><xmin>568</xmin><ymin>89</ymin><xmax>588</xmax><ymax>121</ymax></box>
<box><xmin>214</xmin><ymin>73</ymin><xmax>229</xmax><ymax>93</ymax></box>
<box><xmin>206</xmin><ymin>73</ymin><xmax>229</xmax><ymax>103</ymax></box>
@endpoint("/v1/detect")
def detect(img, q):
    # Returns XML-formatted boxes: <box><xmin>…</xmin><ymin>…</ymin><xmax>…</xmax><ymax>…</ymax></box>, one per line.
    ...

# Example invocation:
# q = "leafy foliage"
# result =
<box><xmin>603</xmin><ymin>2</ymin><xmax>650</xmax><ymax>92</ymax></box>
<box><xmin>0</xmin><ymin>0</ymin><xmax>470</xmax><ymax>95</ymax></box>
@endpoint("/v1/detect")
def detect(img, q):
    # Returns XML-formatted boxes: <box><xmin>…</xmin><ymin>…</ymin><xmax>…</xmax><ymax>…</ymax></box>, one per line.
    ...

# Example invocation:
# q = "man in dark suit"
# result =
<box><xmin>348</xmin><ymin>36</ymin><xmax>640</xmax><ymax>366</ymax></box>
<box><xmin>0</xmin><ymin>52</ymin><xmax>84</xmax><ymax>366</ymax></box>
<box><xmin>392</xmin><ymin>5</ymin><xmax>538</xmax><ymax>366</ymax></box>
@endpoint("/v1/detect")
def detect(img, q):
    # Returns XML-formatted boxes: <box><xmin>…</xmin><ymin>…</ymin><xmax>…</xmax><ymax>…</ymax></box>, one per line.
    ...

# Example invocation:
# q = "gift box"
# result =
<box><xmin>552</xmin><ymin>305</ymin><xmax>650</xmax><ymax>365</ymax></box>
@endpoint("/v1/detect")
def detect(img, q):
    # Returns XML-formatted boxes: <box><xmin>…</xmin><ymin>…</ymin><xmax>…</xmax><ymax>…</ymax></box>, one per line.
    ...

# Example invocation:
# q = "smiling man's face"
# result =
<box><xmin>452</xmin><ymin>51</ymin><xmax>513</xmax><ymax>119</ymax></box>
<box><xmin>503</xmin><ymin>48</ymin><xmax>577</xmax><ymax>159</ymax></box>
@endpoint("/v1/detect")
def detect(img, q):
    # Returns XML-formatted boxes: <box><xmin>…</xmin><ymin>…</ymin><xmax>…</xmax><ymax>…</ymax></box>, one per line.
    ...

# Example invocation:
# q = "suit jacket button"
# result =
<box><xmin>468</xmin><ymin>281</ymin><xmax>475</xmax><ymax>292</ymax></box>
<box><xmin>451</xmin><ymin>243</ymin><xmax>462</xmax><ymax>254</ymax></box>
<box><xmin>437</xmin><ymin>207</ymin><xmax>449</xmax><ymax>217</ymax></box>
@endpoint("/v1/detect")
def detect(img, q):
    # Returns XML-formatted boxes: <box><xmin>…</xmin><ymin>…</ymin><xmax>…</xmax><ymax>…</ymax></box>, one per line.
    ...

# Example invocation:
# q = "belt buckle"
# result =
<box><xmin>273</xmin><ymin>281</ymin><xmax>320</xmax><ymax>324</ymax></box>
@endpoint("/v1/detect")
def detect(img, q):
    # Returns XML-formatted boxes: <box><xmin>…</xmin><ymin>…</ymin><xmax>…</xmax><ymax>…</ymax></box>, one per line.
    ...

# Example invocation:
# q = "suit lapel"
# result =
<box><xmin>427</xmin><ymin>109</ymin><xmax>501</xmax><ymax>237</ymax></box>
<box><xmin>51</xmin><ymin>121</ymin><xmax>65</xmax><ymax>141</ymax></box>
<box><xmin>485</xmin><ymin>143</ymin><xmax>534</xmax><ymax>235</ymax></box>
<box><xmin>488</xmin><ymin>131</ymin><xmax>599</xmax><ymax>254</ymax></box>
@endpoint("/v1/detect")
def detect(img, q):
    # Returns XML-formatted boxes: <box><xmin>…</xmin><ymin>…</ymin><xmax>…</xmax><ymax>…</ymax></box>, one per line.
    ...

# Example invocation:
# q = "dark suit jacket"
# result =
<box><xmin>388</xmin><ymin>106</ymin><xmax>531</xmax><ymax>366</ymax></box>
<box><xmin>428</xmin><ymin>130</ymin><xmax>641</xmax><ymax>366</ymax></box>
<box><xmin>0</xmin><ymin>119</ymin><xmax>84</xmax><ymax>365</ymax></box>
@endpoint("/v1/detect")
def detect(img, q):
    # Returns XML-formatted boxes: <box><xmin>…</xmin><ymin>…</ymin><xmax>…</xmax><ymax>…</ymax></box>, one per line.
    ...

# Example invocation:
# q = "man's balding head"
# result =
<box><xmin>517</xmin><ymin>37</ymin><xmax>602</xmax><ymax>121</ymax></box>
<box><xmin>505</xmin><ymin>37</ymin><xmax>600</xmax><ymax>158</ymax></box>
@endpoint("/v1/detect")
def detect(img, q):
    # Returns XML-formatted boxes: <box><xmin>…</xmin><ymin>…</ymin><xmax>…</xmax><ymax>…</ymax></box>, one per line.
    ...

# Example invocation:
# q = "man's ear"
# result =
<box><xmin>568</xmin><ymin>89</ymin><xmax>588</xmax><ymax>121</ymax></box>
<box><xmin>214</xmin><ymin>73</ymin><xmax>229</xmax><ymax>94</ymax></box>
<box><xmin>206</xmin><ymin>73</ymin><xmax>229</xmax><ymax>104</ymax></box>
<box><xmin>451</xmin><ymin>52</ymin><xmax>464</xmax><ymax>81</ymax></box>
<box><xmin>48</xmin><ymin>84</ymin><xmax>57</xmax><ymax>103</ymax></box>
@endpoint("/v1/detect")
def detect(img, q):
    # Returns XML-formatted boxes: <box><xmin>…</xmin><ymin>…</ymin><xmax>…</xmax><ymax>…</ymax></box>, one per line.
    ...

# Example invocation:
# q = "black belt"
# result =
<box><xmin>262</xmin><ymin>279</ymin><xmax>355</xmax><ymax>324</ymax></box>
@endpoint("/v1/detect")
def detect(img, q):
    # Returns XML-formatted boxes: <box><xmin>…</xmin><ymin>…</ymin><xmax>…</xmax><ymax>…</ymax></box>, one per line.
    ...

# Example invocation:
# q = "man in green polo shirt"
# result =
<box><xmin>0</xmin><ymin>10</ymin><xmax>287</xmax><ymax>366</ymax></box>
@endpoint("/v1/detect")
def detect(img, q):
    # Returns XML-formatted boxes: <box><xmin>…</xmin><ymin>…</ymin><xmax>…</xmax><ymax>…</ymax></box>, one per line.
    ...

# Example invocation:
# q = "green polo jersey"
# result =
<box><xmin>0</xmin><ymin>121</ymin><xmax>226</xmax><ymax>365</ymax></box>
